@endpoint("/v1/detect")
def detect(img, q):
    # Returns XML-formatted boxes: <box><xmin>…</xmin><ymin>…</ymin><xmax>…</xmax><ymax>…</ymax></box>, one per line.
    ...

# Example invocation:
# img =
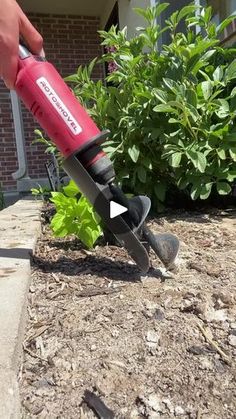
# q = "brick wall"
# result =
<box><xmin>0</xmin><ymin>13</ymin><xmax>103</xmax><ymax>192</ymax></box>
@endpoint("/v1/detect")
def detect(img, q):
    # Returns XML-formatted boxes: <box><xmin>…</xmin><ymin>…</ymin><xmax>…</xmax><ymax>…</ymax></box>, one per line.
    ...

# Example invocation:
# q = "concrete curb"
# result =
<box><xmin>0</xmin><ymin>198</ymin><xmax>42</xmax><ymax>419</ymax></box>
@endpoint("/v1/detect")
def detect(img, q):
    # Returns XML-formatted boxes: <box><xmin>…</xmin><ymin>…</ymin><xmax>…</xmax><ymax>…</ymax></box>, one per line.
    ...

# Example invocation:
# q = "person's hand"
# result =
<box><xmin>0</xmin><ymin>0</ymin><xmax>43</xmax><ymax>89</ymax></box>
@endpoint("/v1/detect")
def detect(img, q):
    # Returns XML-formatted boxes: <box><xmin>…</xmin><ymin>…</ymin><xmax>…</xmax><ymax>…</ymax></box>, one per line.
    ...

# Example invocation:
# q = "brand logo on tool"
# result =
<box><xmin>36</xmin><ymin>77</ymin><xmax>82</xmax><ymax>135</ymax></box>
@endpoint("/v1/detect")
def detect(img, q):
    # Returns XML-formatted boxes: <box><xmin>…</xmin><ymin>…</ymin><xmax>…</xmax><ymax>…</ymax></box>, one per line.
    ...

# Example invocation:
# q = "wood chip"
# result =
<box><xmin>23</xmin><ymin>343</ymin><xmax>48</xmax><ymax>363</ymax></box>
<box><xmin>76</xmin><ymin>286</ymin><xmax>122</xmax><ymax>298</ymax></box>
<box><xmin>197</xmin><ymin>322</ymin><xmax>231</xmax><ymax>365</ymax></box>
<box><xmin>25</xmin><ymin>324</ymin><xmax>51</xmax><ymax>343</ymax></box>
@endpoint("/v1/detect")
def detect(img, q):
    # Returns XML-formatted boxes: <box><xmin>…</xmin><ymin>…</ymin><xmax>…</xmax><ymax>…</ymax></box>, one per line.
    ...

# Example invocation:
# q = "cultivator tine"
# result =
<box><xmin>142</xmin><ymin>227</ymin><xmax>180</xmax><ymax>269</ymax></box>
<box><xmin>125</xmin><ymin>196</ymin><xmax>180</xmax><ymax>269</ymax></box>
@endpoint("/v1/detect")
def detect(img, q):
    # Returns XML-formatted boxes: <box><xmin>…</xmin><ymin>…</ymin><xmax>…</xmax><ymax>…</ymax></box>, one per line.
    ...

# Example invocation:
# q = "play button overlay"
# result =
<box><xmin>110</xmin><ymin>200</ymin><xmax>128</xmax><ymax>219</ymax></box>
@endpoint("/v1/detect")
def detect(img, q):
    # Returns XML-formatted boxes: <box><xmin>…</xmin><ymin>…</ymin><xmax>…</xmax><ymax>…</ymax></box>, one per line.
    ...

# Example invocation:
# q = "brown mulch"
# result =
<box><xmin>20</xmin><ymin>208</ymin><xmax>236</xmax><ymax>418</ymax></box>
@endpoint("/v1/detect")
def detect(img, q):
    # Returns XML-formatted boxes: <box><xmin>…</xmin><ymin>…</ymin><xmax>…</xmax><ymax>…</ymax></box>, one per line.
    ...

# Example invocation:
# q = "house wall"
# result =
<box><xmin>118</xmin><ymin>0</ymin><xmax>150</xmax><ymax>37</ymax></box>
<box><xmin>18</xmin><ymin>0</ymin><xmax>107</xmax><ymax>17</ymax></box>
<box><xmin>100</xmin><ymin>0</ymin><xmax>150</xmax><ymax>34</ymax></box>
<box><xmin>100</xmin><ymin>0</ymin><xmax>117</xmax><ymax>28</ymax></box>
<box><xmin>0</xmin><ymin>13</ymin><xmax>103</xmax><ymax>192</ymax></box>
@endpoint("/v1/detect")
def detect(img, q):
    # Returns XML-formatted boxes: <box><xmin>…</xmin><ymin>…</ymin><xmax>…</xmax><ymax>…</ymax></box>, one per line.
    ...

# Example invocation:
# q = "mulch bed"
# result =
<box><xmin>20</xmin><ymin>207</ymin><xmax>236</xmax><ymax>418</ymax></box>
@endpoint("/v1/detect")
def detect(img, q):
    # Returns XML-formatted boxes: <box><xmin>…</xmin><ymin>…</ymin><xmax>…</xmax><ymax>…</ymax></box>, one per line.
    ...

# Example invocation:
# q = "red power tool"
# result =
<box><xmin>15</xmin><ymin>44</ymin><xmax>179</xmax><ymax>273</ymax></box>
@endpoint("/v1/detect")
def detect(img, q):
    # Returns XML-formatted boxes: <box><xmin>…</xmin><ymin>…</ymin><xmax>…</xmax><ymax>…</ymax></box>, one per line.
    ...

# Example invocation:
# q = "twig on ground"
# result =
<box><xmin>23</xmin><ymin>343</ymin><xmax>48</xmax><ymax>363</ymax></box>
<box><xmin>26</xmin><ymin>323</ymin><xmax>51</xmax><ymax>342</ymax></box>
<box><xmin>51</xmin><ymin>272</ymin><xmax>60</xmax><ymax>282</ymax></box>
<box><xmin>76</xmin><ymin>286</ymin><xmax>122</xmax><ymax>298</ymax></box>
<box><xmin>197</xmin><ymin>322</ymin><xmax>231</xmax><ymax>365</ymax></box>
<box><xmin>83</xmin><ymin>328</ymin><xmax>101</xmax><ymax>334</ymax></box>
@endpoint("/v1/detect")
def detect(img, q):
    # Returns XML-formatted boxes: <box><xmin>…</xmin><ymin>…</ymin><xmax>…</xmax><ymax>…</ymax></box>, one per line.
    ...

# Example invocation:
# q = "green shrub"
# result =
<box><xmin>50</xmin><ymin>180</ymin><xmax>102</xmax><ymax>248</ymax></box>
<box><xmin>65</xmin><ymin>2</ymin><xmax>236</xmax><ymax>210</ymax></box>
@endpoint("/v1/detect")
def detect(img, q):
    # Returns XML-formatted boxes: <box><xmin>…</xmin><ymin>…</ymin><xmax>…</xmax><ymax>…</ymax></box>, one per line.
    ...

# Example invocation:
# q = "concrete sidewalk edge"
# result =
<box><xmin>0</xmin><ymin>198</ymin><xmax>42</xmax><ymax>419</ymax></box>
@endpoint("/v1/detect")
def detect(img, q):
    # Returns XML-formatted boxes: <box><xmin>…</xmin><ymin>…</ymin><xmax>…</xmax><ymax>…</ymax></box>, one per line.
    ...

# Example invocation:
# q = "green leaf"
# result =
<box><xmin>201</xmin><ymin>49</ymin><xmax>216</xmax><ymax>62</ymax></box>
<box><xmin>187</xmin><ymin>150</ymin><xmax>207</xmax><ymax>173</ymax></box>
<box><xmin>196</xmin><ymin>152</ymin><xmax>207</xmax><ymax>173</ymax></box>
<box><xmin>150</xmin><ymin>128</ymin><xmax>161</xmax><ymax>140</ymax></box>
<box><xmin>216</xmin><ymin>182</ymin><xmax>232</xmax><ymax>195</ymax></box>
<box><xmin>213</xmin><ymin>66</ymin><xmax>224</xmax><ymax>82</ymax></box>
<box><xmin>103</xmin><ymin>146</ymin><xmax>117</xmax><ymax>154</ymax></box>
<box><xmin>226</xmin><ymin>171</ymin><xmax>236</xmax><ymax>182</ymax></box>
<box><xmin>177</xmin><ymin>5</ymin><xmax>198</xmax><ymax>23</ymax></box>
<box><xmin>188</xmin><ymin>39</ymin><xmax>218</xmax><ymax>58</ymax></box>
<box><xmin>201</xmin><ymin>81</ymin><xmax>213</xmax><ymax>100</ymax></box>
<box><xmin>169</xmin><ymin>152</ymin><xmax>182</xmax><ymax>168</ymax></box>
<box><xmin>163</xmin><ymin>78</ymin><xmax>179</xmax><ymax>93</ymax></box>
<box><xmin>51</xmin><ymin>212</ymin><xmax>68</xmax><ymax>236</ymax></box>
<box><xmin>154</xmin><ymin>89</ymin><xmax>168</xmax><ymax>103</ymax></box>
<box><xmin>225</xmin><ymin>60</ymin><xmax>236</xmax><ymax>82</ymax></box>
<box><xmin>128</xmin><ymin>144</ymin><xmax>140</xmax><ymax>163</ymax></box>
<box><xmin>50</xmin><ymin>192</ymin><xmax>70</xmax><ymax>209</ymax></box>
<box><xmin>230</xmin><ymin>87</ymin><xmax>236</xmax><ymax>98</ymax></box>
<box><xmin>217</xmin><ymin>149</ymin><xmax>226</xmax><ymax>160</ymax></box>
<box><xmin>217</xmin><ymin>14</ymin><xmax>236</xmax><ymax>34</ymax></box>
<box><xmin>201</xmin><ymin>6</ymin><xmax>212</xmax><ymax>24</ymax></box>
<box><xmin>64</xmin><ymin>74</ymin><xmax>79</xmax><ymax>83</ymax></box>
<box><xmin>137</xmin><ymin>166</ymin><xmax>147</xmax><ymax>183</ymax></box>
<box><xmin>134</xmin><ymin>7</ymin><xmax>150</xmax><ymax>20</ymax></box>
<box><xmin>34</xmin><ymin>129</ymin><xmax>44</xmax><ymax>137</ymax></box>
<box><xmin>31</xmin><ymin>188</ymin><xmax>40</xmax><ymax>196</ymax></box>
<box><xmin>154</xmin><ymin>3</ymin><xmax>169</xmax><ymax>18</ymax></box>
<box><xmin>169</xmin><ymin>118</ymin><xmax>180</xmax><ymax>124</ymax></box>
<box><xmin>186</xmin><ymin>150</ymin><xmax>198</xmax><ymax>165</ymax></box>
<box><xmin>186</xmin><ymin>89</ymin><xmax>197</xmax><ymax>108</ymax></box>
<box><xmin>87</xmin><ymin>57</ymin><xmax>97</xmax><ymax>77</ymax></box>
<box><xmin>154</xmin><ymin>183</ymin><xmax>166</xmax><ymax>202</ymax></box>
<box><xmin>177</xmin><ymin>177</ymin><xmax>190</xmax><ymax>190</ymax></box>
<box><xmin>229</xmin><ymin>147</ymin><xmax>236</xmax><ymax>161</ymax></box>
<box><xmin>215</xmin><ymin>99</ymin><xmax>230</xmax><ymax>119</ymax></box>
<box><xmin>153</xmin><ymin>104</ymin><xmax>176</xmax><ymax>113</ymax></box>
<box><xmin>190</xmin><ymin>183</ymin><xmax>201</xmax><ymax>200</ymax></box>
<box><xmin>134</xmin><ymin>3</ymin><xmax>169</xmax><ymax>22</ymax></box>
<box><xmin>134</xmin><ymin>4</ymin><xmax>169</xmax><ymax>22</ymax></box>
<box><xmin>143</xmin><ymin>157</ymin><xmax>153</xmax><ymax>170</ymax></box>
<box><xmin>63</xmin><ymin>180</ymin><xmax>80</xmax><ymax>198</ymax></box>
<box><xmin>200</xmin><ymin>183</ymin><xmax>213</xmax><ymax>200</ymax></box>
<box><xmin>120</xmin><ymin>54</ymin><xmax>133</xmax><ymax>61</ymax></box>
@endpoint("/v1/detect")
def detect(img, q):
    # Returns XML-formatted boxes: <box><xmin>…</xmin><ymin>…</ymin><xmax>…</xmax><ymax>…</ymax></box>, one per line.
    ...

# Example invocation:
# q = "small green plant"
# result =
<box><xmin>65</xmin><ymin>2</ymin><xmax>236</xmax><ymax>209</ymax></box>
<box><xmin>32</xmin><ymin>131</ymin><xmax>102</xmax><ymax>247</ymax></box>
<box><xmin>31</xmin><ymin>184</ymin><xmax>52</xmax><ymax>201</ymax></box>
<box><xmin>50</xmin><ymin>180</ymin><xmax>102</xmax><ymax>248</ymax></box>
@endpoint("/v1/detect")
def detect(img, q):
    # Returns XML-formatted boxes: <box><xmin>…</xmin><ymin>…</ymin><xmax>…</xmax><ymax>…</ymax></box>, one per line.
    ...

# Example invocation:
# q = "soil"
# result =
<box><xmin>20</xmin><ymin>207</ymin><xmax>236</xmax><ymax>419</ymax></box>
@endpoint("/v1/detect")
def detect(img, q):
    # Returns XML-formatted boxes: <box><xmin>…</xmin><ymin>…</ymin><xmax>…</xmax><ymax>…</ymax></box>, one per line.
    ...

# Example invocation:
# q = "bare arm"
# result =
<box><xmin>0</xmin><ymin>0</ymin><xmax>43</xmax><ymax>88</ymax></box>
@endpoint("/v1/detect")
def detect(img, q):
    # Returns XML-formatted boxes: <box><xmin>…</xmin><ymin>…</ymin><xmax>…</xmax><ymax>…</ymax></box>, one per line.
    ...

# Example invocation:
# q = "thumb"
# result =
<box><xmin>19</xmin><ymin>9</ymin><xmax>43</xmax><ymax>55</ymax></box>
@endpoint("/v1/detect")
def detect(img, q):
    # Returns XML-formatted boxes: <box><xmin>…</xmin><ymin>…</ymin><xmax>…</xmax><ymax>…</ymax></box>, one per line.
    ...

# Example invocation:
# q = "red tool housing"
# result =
<box><xmin>15</xmin><ymin>52</ymin><xmax>113</xmax><ymax>184</ymax></box>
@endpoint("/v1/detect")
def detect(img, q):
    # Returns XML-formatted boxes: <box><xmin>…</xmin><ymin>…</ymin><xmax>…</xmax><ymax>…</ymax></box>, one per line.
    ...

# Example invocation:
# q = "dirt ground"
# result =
<box><xmin>20</xmin><ymin>208</ymin><xmax>236</xmax><ymax>418</ymax></box>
